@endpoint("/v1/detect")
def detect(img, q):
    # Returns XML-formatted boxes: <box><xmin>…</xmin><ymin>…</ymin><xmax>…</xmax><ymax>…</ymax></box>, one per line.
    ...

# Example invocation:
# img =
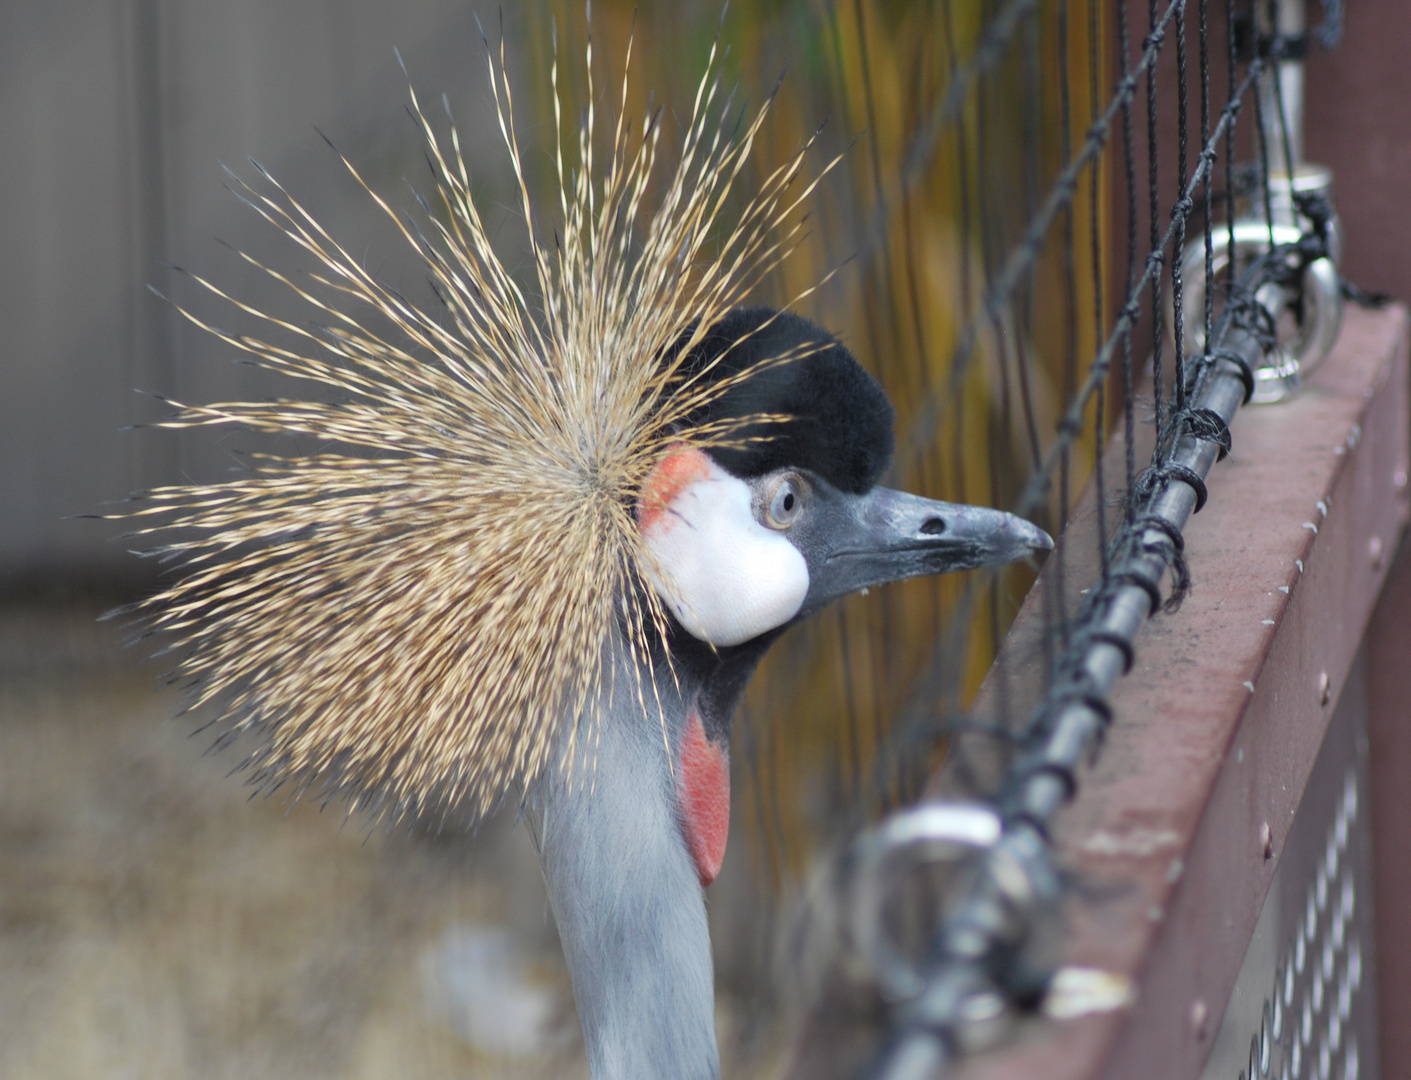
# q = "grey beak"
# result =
<box><xmin>796</xmin><ymin>485</ymin><xmax>1052</xmax><ymax>616</ymax></box>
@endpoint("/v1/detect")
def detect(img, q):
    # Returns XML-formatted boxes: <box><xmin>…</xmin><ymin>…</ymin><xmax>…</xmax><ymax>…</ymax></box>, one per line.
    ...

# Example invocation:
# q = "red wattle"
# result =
<box><xmin>678</xmin><ymin>710</ymin><xmax>730</xmax><ymax>886</ymax></box>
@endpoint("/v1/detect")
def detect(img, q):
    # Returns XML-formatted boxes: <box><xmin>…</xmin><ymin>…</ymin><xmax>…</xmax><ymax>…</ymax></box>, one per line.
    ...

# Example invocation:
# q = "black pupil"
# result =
<box><xmin>782</xmin><ymin>491</ymin><xmax>795</xmax><ymax>512</ymax></box>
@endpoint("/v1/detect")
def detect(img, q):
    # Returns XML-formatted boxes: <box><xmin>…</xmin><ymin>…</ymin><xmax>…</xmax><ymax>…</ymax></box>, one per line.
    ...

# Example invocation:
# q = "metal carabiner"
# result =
<box><xmin>848</xmin><ymin>802</ymin><xmax>1003</xmax><ymax>1003</ymax></box>
<box><xmin>1175</xmin><ymin>165</ymin><xmax>1344</xmax><ymax>403</ymax></box>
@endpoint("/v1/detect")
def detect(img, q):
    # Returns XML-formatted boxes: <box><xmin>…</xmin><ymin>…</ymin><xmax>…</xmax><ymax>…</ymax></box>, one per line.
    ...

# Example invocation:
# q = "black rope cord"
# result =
<box><xmin>1225</xmin><ymin>0</ymin><xmax>1238</xmax><ymax>303</ymax></box>
<box><xmin>900</xmin><ymin>0</ymin><xmax>1192</xmax><ymax>474</ymax></box>
<box><xmin>1120</xmin><ymin>0</ymin><xmax>1139</xmax><ymax>524</ymax></box>
<box><xmin>883</xmin><ymin>39</ymin><xmax>1264</xmax><ymax>807</ymax></box>
<box><xmin>1089</xmin><ymin>0</ymin><xmax>1109</xmax><ymax>577</ymax></box>
<box><xmin>1124</xmin><ymin>182</ymin><xmax>1340</xmax><ymax>608</ymax></box>
<box><xmin>1296</xmin><ymin>187</ymin><xmax>1394</xmax><ymax>309</ymax></box>
<box><xmin>1005</xmin><ymin>123</ymin><xmax>1340</xmax><ymax>865</ymax></box>
<box><xmin>1146</xmin><ymin>0</ymin><xmax>1166</xmax><ymax>476</ymax></box>
<box><xmin>1205</xmin><ymin>348</ymin><xmax>1258</xmax><ymax>402</ymax></box>
<box><xmin>1182</xmin><ymin>407</ymin><xmax>1234</xmax><ymax>457</ymax></box>
<box><xmin>1172</xmin><ymin>0</ymin><xmax>1191</xmax><ymax>427</ymax></box>
<box><xmin>1009</xmin><ymin>54</ymin><xmax>1265</xmax><ymax>523</ymax></box>
<box><xmin>1200</xmin><ymin>0</ymin><xmax>1214</xmax><ymax>348</ymax></box>
<box><xmin>1057</xmin><ymin>0</ymin><xmax>1078</xmax><ymax>647</ymax></box>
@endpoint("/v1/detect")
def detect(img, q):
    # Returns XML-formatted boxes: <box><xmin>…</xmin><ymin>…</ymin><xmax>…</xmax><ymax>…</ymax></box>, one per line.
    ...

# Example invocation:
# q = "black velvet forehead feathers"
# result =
<box><xmin>675</xmin><ymin>306</ymin><xmax>895</xmax><ymax>494</ymax></box>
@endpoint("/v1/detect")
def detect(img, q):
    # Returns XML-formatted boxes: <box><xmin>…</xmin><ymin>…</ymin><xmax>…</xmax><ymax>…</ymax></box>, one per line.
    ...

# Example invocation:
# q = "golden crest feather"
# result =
<box><xmin>123</xmin><ymin>25</ymin><xmax>837</xmax><ymax>823</ymax></box>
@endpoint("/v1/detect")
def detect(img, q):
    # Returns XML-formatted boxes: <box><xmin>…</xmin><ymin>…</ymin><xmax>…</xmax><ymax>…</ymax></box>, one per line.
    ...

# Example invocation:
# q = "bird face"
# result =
<box><xmin>629</xmin><ymin>306</ymin><xmax>1054</xmax><ymax>901</ymax></box>
<box><xmin>636</xmin><ymin>439</ymin><xmax>1050</xmax><ymax>893</ymax></box>
<box><xmin>638</xmin><ymin>446</ymin><xmax>1052</xmax><ymax>649</ymax></box>
<box><xmin>638</xmin><ymin>447</ymin><xmax>811</xmax><ymax>647</ymax></box>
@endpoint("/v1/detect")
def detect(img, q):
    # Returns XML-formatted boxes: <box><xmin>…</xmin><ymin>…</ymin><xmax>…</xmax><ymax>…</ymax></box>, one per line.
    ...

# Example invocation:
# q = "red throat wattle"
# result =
<box><xmin>677</xmin><ymin>710</ymin><xmax>730</xmax><ymax>886</ymax></box>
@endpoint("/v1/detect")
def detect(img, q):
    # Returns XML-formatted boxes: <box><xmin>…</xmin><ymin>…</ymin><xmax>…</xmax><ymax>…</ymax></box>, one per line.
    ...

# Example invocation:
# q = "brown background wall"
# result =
<box><xmin>1304</xmin><ymin>4</ymin><xmax>1411</xmax><ymax>305</ymax></box>
<box><xmin>1303</xmin><ymin>9</ymin><xmax>1411</xmax><ymax>1076</ymax></box>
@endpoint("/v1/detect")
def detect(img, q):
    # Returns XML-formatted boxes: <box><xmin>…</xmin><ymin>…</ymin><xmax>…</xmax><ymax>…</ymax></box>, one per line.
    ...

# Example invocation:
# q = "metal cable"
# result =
<box><xmin>871</xmin><ymin>236</ymin><xmax>1332</xmax><ymax>1080</ymax></box>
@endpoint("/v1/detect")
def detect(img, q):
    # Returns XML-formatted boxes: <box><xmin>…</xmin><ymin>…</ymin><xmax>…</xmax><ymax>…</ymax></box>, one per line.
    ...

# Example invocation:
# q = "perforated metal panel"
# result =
<box><xmin>1200</xmin><ymin>650</ymin><xmax>1380</xmax><ymax>1080</ymax></box>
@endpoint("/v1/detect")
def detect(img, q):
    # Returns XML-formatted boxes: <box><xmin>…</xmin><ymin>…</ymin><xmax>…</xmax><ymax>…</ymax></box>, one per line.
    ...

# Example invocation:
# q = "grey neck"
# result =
<box><xmin>526</xmin><ymin>655</ymin><xmax>720</xmax><ymax>1080</ymax></box>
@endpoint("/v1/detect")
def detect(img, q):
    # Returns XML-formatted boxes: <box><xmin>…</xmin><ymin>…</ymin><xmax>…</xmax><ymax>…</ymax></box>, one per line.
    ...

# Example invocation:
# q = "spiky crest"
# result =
<box><xmin>119</xmin><ymin>24</ymin><xmax>842</xmax><ymax>824</ymax></box>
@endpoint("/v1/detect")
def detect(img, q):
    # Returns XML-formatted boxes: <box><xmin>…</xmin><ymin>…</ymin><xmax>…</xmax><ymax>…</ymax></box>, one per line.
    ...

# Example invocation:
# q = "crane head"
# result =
<box><xmin>631</xmin><ymin>306</ymin><xmax>1050</xmax><ymax>891</ymax></box>
<box><xmin>639</xmin><ymin>306</ymin><xmax>1053</xmax><ymax>650</ymax></box>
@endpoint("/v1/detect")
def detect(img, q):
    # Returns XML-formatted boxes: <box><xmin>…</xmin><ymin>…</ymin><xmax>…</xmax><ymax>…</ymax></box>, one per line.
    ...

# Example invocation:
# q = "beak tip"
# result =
<box><xmin>1006</xmin><ymin>515</ymin><xmax>1052</xmax><ymax>557</ymax></box>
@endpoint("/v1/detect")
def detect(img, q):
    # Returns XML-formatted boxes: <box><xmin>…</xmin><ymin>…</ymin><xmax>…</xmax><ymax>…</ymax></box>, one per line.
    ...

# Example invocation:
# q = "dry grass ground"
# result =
<box><xmin>0</xmin><ymin>600</ymin><xmax>586</xmax><ymax>1080</ymax></box>
<box><xmin>0</xmin><ymin>600</ymin><xmax>789</xmax><ymax>1080</ymax></box>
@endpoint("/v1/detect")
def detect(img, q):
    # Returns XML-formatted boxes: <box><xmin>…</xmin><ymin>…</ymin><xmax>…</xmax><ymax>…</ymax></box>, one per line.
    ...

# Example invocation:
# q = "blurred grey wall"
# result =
<box><xmin>0</xmin><ymin>1</ymin><xmax>515</xmax><ymax>593</ymax></box>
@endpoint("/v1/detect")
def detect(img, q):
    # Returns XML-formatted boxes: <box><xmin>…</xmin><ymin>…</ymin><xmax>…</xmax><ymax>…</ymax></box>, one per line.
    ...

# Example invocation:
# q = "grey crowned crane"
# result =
<box><xmin>531</xmin><ymin>305</ymin><xmax>1049</xmax><ymax>1079</ymax></box>
<box><xmin>126</xmin><ymin>35</ymin><xmax>1049</xmax><ymax>1080</ymax></box>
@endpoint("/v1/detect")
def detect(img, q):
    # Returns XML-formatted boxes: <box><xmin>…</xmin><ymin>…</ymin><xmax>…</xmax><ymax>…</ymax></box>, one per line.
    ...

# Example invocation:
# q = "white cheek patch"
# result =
<box><xmin>640</xmin><ymin>456</ymin><xmax>810</xmax><ymax>647</ymax></box>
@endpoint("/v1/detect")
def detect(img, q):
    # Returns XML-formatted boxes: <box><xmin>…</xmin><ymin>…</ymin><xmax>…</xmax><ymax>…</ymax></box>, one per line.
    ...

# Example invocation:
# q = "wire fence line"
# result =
<box><xmin>898</xmin><ymin>0</ymin><xmax>1187</xmax><ymax>481</ymax></box>
<box><xmin>871</xmin><ymin>0</ymin><xmax>1235</xmax><ymax>801</ymax></box>
<box><xmin>838</xmin><ymin>1</ymin><xmax>1357</xmax><ymax>1073</ymax></box>
<box><xmin>1009</xmin><ymin>54</ymin><xmax>1262</xmax><ymax>525</ymax></box>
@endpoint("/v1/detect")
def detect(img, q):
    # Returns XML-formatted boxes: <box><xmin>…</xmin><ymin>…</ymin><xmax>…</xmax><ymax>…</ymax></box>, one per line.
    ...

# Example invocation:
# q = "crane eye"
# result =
<box><xmin>764</xmin><ymin>474</ymin><xmax>804</xmax><ymax>529</ymax></box>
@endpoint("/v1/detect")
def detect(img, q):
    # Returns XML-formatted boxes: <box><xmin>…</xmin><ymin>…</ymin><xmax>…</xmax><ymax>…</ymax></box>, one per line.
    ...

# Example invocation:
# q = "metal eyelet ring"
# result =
<box><xmin>1177</xmin><ymin>222</ymin><xmax>1343</xmax><ymax>404</ymax></box>
<box><xmin>849</xmin><ymin>802</ymin><xmax>1003</xmax><ymax>1002</ymax></box>
<box><xmin>1175</xmin><ymin>164</ymin><xmax>1345</xmax><ymax>404</ymax></box>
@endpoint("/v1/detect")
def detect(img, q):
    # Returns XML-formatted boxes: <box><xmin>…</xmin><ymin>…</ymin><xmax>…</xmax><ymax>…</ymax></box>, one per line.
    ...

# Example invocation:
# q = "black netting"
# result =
<box><xmin>849</xmin><ymin>1</ymin><xmax>1360</xmax><ymax>1071</ymax></box>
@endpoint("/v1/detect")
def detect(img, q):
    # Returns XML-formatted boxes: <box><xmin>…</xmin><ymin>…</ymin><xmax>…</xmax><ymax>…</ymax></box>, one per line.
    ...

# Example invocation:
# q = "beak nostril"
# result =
<box><xmin>920</xmin><ymin>517</ymin><xmax>947</xmax><ymax>536</ymax></box>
